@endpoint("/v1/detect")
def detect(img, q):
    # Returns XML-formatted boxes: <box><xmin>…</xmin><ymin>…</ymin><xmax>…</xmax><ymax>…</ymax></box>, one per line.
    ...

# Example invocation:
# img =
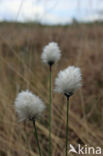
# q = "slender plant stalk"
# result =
<box><xmin>66</xmin><ymin>97</ymin><xmax>69</xmax><ymax>156</ymax></box>
<box><xmin>32</xmin><ymin>119</ymin><xmax>42</xmax><ymax>156</ymax></box>
<box><xmin>49</xmin><ymin>64</ymin><xmax>52</xmax><ymax>156</ymax></box>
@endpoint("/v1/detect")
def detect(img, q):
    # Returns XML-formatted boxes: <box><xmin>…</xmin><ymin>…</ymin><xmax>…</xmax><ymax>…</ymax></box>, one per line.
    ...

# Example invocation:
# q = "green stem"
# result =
<box><xmin>49</xmin><ymin>65</ymin><xmax>52</xmax><ymax>156</ymax></box>
<box><xmin>66</xmin><ymin>97</ymin><xmax>69</xmax><ymax>156</ymax></box>
<box><xmin>32</xmin><ymin>119</ymin><xmax>42</xmax><ymax>156</ymax></box>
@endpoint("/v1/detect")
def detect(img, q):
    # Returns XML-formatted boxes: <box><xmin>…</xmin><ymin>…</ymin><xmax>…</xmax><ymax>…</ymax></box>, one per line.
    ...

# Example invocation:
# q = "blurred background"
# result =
<box><xmin>0</xmin><ymin>0</ymin><xmax>103</xmax><ymax>156</ymax></box>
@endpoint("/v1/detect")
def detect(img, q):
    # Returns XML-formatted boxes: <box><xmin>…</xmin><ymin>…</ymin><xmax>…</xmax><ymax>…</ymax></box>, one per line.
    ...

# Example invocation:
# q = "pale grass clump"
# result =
<box><xmin>1</xmin><ymin>23</ymin><xmax>102</xmax><ymax>156</ymax></box>
<box><xmin>15</xmin><ymin>90</ymin><xmax>45</xmax><ymax>122</ymax></box>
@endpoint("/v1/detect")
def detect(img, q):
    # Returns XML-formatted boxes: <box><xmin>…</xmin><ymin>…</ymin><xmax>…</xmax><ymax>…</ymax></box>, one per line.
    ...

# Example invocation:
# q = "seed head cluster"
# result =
<box><xmin>15</xmin><ymin>90</ymin><xmax>45</xmax><ymax>122</ymax></box>
<box><xmin>41</xmin><ymin>42</ymin><xmax>61</xmax><ymax>65</ymax></box>
<box><xmin>54</xmin><ymin>66</ymin><xmax>82</xmax><ymax>94</ymax></box>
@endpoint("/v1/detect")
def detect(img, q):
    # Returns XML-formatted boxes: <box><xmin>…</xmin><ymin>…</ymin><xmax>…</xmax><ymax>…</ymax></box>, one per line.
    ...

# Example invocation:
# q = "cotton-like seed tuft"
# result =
<box><xmin>54</xmin><ymin>66</ymin><xmax>82</xmax><ymax>94</ymax></box>
<box><xmin>41</xmin><ymin>42</ymin><xmax>61</xmax><ymax>65</ymax></box>
<box><xmin>14</xmin><ymin>90</ymin><xmax>45</xmax><ymax>122</ymax></box>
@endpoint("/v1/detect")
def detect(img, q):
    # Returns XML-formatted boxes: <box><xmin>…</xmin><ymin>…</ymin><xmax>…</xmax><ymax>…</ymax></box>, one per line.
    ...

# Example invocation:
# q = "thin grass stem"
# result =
<box><xmin>32</xmin><ymin>119</ymin><xmax>42</xmax><ymax>156</ymax></box>
<box><xmin>49</xmin><ymin>64</ymin><xmax>52</xmax><ymax>156</ymax></box>
<box><xmin>66</xmin><ymin>96</ymin><xmax>69</xmax><ymax>156</ymax></box>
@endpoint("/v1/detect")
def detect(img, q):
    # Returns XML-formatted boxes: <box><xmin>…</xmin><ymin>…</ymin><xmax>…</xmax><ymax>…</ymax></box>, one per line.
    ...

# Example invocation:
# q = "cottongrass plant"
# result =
<box><xmin>41</xmin><ymin>42</ymin><xmax>61</xmax><ymax>156</ymax></box>
<box><xmin>54</xmin><ymin>66</ymin><xmax>82</xmax><ymax>156</ymax></box>
<box><xmin>14</xmin><ymin>90</ymin><xmax>45</xmax><ymax>156</ymax></box>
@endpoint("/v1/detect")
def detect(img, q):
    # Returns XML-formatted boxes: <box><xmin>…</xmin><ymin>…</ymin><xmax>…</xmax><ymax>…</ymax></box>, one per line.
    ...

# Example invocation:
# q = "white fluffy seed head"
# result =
<box><xmin>54</xmin><ymin>66</ymin><xmax>82</xmax><ymax>94</ymax></box>
<box><xmin>41</xmin><ymin>42</ymin><xmax>61</xmax><ymax>65</ymax></box>
<box><xmin>14</xmin><ymin>90</ymin><xmax>45</xmax><ymax>122</ymax></box>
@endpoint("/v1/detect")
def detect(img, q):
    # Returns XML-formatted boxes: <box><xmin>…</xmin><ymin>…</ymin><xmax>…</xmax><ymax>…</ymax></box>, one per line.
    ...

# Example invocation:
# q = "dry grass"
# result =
<box><xmin>0</xmin><ymin>22</ymin><xmax>103</xmax><ymax>156</ymax></box>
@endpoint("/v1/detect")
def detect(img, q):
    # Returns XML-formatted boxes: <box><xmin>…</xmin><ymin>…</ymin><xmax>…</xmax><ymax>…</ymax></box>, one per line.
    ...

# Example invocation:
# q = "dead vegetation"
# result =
<box><xmin>0</xmin><ymin>22</ymin><xmax>103</xmax><ymax>156</ymax></box>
